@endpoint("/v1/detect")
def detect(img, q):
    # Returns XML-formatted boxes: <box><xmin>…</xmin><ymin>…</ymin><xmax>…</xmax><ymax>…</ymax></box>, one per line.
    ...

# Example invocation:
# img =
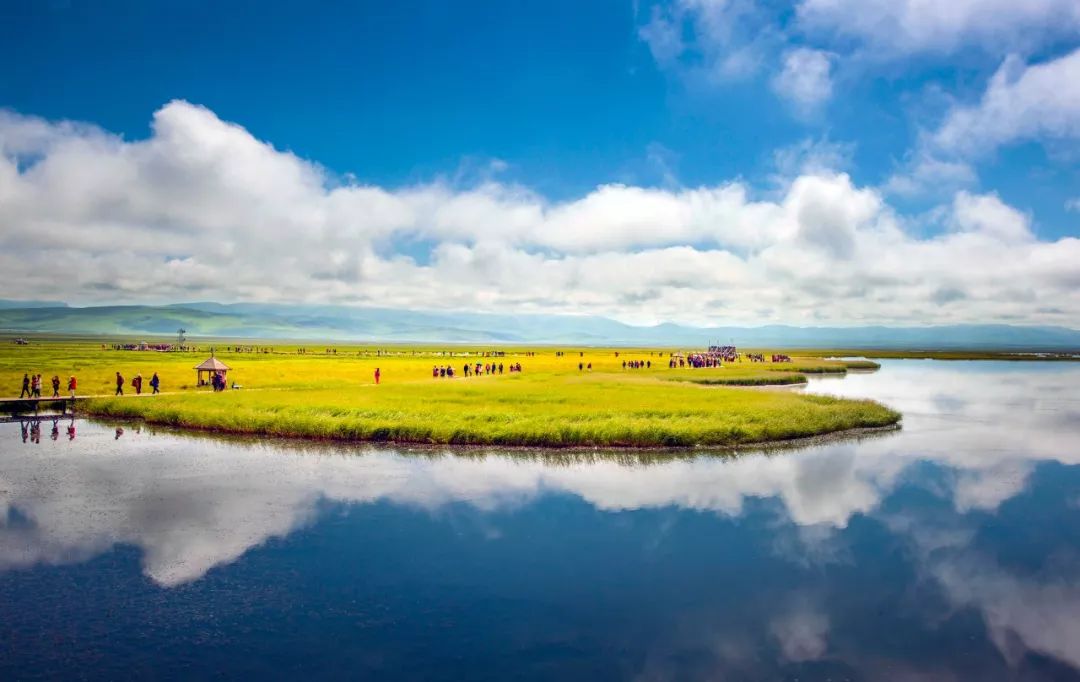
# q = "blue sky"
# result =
<box><xmin>1</xmin><ymin>1</ymin><xmax>1079</xmax><ymax>326</ymax></box>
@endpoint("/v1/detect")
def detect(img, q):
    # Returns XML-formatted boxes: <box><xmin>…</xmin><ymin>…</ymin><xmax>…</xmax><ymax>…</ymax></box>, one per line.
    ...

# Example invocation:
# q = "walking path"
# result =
<box><xmin>0</xmin><ymin>390</ymin><xmax>218</xmax><ymax>416</ymax></box>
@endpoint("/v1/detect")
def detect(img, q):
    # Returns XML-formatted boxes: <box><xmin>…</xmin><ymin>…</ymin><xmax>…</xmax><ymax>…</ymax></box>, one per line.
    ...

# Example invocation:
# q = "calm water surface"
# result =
<box><xmin>2</xmin><ymin>360</ymin><xmax>1079</xmax><ymax>680</ymax></box>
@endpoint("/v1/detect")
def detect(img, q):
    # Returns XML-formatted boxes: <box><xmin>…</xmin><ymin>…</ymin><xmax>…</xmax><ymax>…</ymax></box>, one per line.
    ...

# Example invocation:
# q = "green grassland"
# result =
<box><xmin>1</xmin><ymin>337</ymin><xmax>899</xmax><ymax>448</ymax></box>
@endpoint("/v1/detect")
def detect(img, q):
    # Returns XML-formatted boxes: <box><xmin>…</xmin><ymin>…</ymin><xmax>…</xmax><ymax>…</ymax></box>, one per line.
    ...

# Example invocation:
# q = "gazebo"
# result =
<box><xmin>195</xmin><ymin>354</ymin><xmax>231</xmax><ymax>387</ymax></box>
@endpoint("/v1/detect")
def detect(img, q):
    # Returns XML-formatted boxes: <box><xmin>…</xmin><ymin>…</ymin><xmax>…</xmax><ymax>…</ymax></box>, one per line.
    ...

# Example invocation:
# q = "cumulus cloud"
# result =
<box><xmin>797</xmin><ymin>0</ymin><xmax>1080</xmax><ymax>59</ymax></box>
<box><xmin>2</xmin><ymin>101</ymin><xmax>1080</xmax><ymax>325</ymax></box>
<box><xmin>885</xmin><ymin>48</ymin><xmax>1080</xmax><ymax>197</ymax></box>
<box><xmin>771</xmin><ymin>48</ymin><xmax>834</xmax><ymax>114</ymax></box>
<box><xmin>932</xmin><ymin>48</ymin><xmax>1080</xmax><ymax>158</ymax></box>
<box><xmin>950</xmin><ymin>191</ymin><xmax>1034</xmax><ymax>243</ymax></box>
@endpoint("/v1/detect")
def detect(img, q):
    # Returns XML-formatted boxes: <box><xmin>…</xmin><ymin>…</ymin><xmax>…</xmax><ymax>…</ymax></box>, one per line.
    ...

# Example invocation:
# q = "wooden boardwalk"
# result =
<box><xmin>0</xmin><ymin>391</ymin><xmax>185</xmax><ymax>416</ymax></box>
<box><xmin>0</xmin><ymin>396</ymin><xmax>77</xmax><ymax>416</ymax></box>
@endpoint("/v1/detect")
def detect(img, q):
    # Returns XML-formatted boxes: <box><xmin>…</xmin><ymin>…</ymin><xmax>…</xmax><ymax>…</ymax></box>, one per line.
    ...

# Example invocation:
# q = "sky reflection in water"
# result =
<box><xmin>1</xmin><ymin>360</ymin><xmax>1079</xmax><ymax>680</ymax></box>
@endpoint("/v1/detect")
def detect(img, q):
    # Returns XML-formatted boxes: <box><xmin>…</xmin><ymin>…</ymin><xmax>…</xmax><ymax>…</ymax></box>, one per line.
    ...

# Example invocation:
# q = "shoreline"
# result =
<box><xmin>76</xmin><ymin>406</ymin><xmax>902</xmax><ymax>452</ymax></box>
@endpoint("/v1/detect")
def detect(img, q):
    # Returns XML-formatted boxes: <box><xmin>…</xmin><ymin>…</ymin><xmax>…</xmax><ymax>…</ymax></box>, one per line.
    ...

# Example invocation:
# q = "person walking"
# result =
<box><xmin>150</xmin><ymin>372</ymin><xmax>160</xmax><ymax>394</ymax></box>
<box><xmin>133</xmin><ymin>374</ymin><xmax>143</xmax><ymax>395</ymax></box>
<box><xmin>51</xmin><ymin>375</ymin><xmax>60</xmax><ymax>398</ymax></box>
<box><xmin>374</xmin><ymin>367</ymin><xmax>381</xmax><ymax>385</ymax></box>
<box><xmin>20</xmin><ymin>373</ymin><xmax>30</xmax><ymax>398</ymax></box>
<box><xmin>32</xmin><ymin>374</ymin><xmax>41</xmax><ymax>398</ymax></box>
<box><xmin>115</xmin><ymin>372</ymin><xmax>124</xmax><ymax>396</ymax></box>
<box><xmin>67</xmin><ymin>375</ymin><xmax>77</xmax><ymax>398</ymax></box>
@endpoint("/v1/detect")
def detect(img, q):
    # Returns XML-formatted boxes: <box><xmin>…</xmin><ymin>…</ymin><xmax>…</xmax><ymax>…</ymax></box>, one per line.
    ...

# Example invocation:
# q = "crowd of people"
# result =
<box><xmin>707</xmin><ymin>345</ymin><xmax>739</xmax><ymax>362</ymax></box>
<box><xmin>108</xmin><ymin>342</ymin><xmax>194</xmax><ymax>352</ymax></box>
<box><xmin>113</xmin><ymin>371</ymin><xmax>162</xmax><ymax>395</ymax></box>
<box><xmin>9</xmin><ymin>345</ymin><xmax>806</xmax><ymax>405</ymax></box>
<box><xmin>14</xmin><ymin>371</ymin><xmax>172</xmax><ymax>399</ymax></box>
<box><xmin>432</xmin><ymin>362</ymin><xmax>523</xmax><ymax>378</ymax></box>
<box><xmin>661</xmin><ymin>346</ymin><xmax>741</xmax><ymax>368</ymax></box>
<box><xmin>680</xmin><ymin>353</ymin><xmax>725</xmax><ymax>368</ymax></box>
<box><xmin>225</xmin><ymin>345</ymin><xmax>272</xmax><ymax>353</ymax></box>
<box><xmin>20</xmin><ymin>373</ymin><xmax>77</xmax><ymax>399</ymax></box>
<box><xmin>208</xmin><ymin>371</ymin><xmax>227</xmax><ymax>391</ymax></box>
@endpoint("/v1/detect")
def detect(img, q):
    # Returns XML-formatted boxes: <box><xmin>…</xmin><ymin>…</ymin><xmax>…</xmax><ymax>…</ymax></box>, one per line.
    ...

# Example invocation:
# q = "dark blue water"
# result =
<box><xmin>2</xmin><ymin>360</ymin><xmax>1079</xmax><ymax>680</ymax></box>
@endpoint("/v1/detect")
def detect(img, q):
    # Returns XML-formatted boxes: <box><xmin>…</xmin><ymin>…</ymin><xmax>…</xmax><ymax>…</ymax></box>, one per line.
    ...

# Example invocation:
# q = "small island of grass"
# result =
<box><xmin>2</xmin><ymin>339</ymin><xmax>900</xmax><ymax>448</ymax></box>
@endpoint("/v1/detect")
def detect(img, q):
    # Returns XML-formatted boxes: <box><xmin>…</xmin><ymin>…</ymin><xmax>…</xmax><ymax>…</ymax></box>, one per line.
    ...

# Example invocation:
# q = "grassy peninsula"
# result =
<box><xmin>1</xmin><ymin>338</ymin><xmax>899</xmax><ymax>448</ymax></box>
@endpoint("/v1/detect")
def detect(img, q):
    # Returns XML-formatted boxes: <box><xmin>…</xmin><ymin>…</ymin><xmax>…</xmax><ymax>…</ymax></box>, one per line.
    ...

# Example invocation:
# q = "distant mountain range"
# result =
<box><xmin>0</xmin><ymin>300</ymin><xmax>1078</xmax><ymax>349</ymax></box>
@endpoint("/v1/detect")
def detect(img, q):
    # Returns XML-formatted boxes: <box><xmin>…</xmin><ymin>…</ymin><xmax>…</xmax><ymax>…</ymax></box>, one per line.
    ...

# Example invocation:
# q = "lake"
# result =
<box><xmin>2</xmin><ymin>360</ymin><xmax>1079</xmax><ymax>680</ymax></box>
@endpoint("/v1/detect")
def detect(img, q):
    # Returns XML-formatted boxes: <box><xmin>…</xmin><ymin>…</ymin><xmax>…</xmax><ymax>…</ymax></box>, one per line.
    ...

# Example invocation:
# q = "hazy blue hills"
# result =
<box><xmin>0</xmin><ymin>299</ymin><xmax>67</xmax><ymax>309</ymax></box>
<box><xmin>0</xmin><ymin>301</ymin><xmax>1078</xmax><ymax>349</ymax></box>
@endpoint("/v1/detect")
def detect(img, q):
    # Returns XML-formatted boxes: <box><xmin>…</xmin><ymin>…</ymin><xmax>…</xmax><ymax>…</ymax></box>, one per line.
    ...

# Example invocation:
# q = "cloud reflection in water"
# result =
<box><xmin>1</xmin><ymin>360</ymin><xmax>1079</xmax><ymax>675</ymax></box>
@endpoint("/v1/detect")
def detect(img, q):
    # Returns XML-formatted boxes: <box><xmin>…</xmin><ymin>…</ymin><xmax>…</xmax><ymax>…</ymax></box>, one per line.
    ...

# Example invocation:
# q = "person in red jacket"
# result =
<box><xmin>374</xmin><ymin>368</ymin><xmax>381</xmax><ymax>385</ymax></box>
<box><xmin>67</xmin><ymin>375</ymin><xmax>77</xmax><ymax>398</ymax></box>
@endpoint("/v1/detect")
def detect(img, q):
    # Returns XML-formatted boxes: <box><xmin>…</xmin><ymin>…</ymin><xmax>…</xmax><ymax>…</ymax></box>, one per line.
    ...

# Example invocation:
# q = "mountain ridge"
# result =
<box><xmin>0</xmin><ymin>302</ymin><xmax>1077</xmax><ymax>349</ymax></box>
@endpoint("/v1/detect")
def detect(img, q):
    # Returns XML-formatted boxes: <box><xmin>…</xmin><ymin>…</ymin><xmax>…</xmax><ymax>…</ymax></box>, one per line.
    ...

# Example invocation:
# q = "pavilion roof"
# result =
<box><xmin>194</xmin><ymin>356</ymin><xmax>231</xmax><ymax>371</ymax></box>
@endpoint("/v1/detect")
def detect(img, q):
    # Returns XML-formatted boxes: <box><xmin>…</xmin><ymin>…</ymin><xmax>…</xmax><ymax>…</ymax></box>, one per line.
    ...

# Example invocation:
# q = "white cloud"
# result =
<box><xmin>771</xmin><ymin>48</ymin><xmax>834</xmax><ymax>114</ymax></box>
<box><xmin>771</xmin><ymin>137</ymin><xmax>855</xmax><ymax>181</ymax></box>
<box><xmin>951</xmin><ymin>191</ymin><xmax>1034</xmax><ymax>243</ymax></box>
<box><xmin>638</xmin><ymin>0</ymin><xmax>781</xmax><ymax>82</ymax></box>
<box><xmin>2</xmin><ymin>101</ymin><xmax>1080</xmax><ymax>326</ymax></box>
<box><xmin>885</xmin><ymin>48</ymin><xmax>1080</xmax><ymax>197</ymax></box>
<box><xmin>932</xmin><ymin>49</ymin><xmax>1080</xmax><ymax>158</ymax></box>
<box><xmin>883</xmin><ymin>152</ymin><xmax>978</xmax><ymax>197</ymax></box>
<box><xmin>797</xmin><ymin>0</ymin><xmax>1080</xmax><ymax>59</ymax></box>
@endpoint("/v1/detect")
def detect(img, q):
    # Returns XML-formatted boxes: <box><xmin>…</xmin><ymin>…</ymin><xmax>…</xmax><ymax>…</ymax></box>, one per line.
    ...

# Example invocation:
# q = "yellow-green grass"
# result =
<box><xmin>0</xmin><ymin>338</ymin><xmax>899</xmax><ymax>448</ymax></box>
